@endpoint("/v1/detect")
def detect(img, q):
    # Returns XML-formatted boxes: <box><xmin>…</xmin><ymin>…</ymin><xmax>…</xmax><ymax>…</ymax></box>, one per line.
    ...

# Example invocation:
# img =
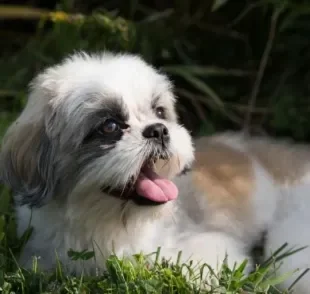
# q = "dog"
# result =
<box><xmin>1</xmin><ymin>52</ymin><xmax>310</xmax><ymax>292</ymax></box>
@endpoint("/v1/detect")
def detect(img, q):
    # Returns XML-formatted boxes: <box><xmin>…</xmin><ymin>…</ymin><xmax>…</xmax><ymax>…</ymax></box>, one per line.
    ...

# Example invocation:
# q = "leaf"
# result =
<box><xmin>179</xmin><ymin>73</ymin><xmax>224</xmax><ymax>107</ymax></box>
<box><xmin>67</xmin><ymin>249</ymin><xmax>95</xmax><ymax>261</ymax></box>
<box><xmin>212</xmin><ymin>0</ymin><xmax>230</xmax><ymax>11</ymax></box>
<box><xmin>260</xmin><ymin>270</ymin><xmax>297</xmax><ymax>289</ymax></box>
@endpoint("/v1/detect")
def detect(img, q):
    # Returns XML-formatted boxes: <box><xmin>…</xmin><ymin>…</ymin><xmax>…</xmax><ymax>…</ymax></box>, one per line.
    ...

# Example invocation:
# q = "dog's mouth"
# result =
<box><xmin>101</xmin><ymin>157</ymin><xmax>178</xmax><ymax>206</ymax></box>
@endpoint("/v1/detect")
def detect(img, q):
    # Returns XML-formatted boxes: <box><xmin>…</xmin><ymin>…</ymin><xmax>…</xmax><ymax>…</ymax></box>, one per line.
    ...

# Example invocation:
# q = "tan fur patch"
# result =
<box><xmin>154</xmin><ymin>156</ymin><xmax>181</xmax><ymax>179</ymax></box>
<box><xmin>248</xmin><ymin>138</ymin><xmax>310</xmax><ymax>184</ymax></box>
<box><xmin>192</xmin><ymin>137</ymin><xmax>254</xmax><ymax>214</ymax></box>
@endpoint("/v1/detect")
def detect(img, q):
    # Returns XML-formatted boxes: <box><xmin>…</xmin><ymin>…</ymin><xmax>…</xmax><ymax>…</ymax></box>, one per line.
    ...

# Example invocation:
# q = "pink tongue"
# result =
<box><xmin>135</xmin><ymin>168</ymin><xmax>178</xmax><ymax>203</ymax></box>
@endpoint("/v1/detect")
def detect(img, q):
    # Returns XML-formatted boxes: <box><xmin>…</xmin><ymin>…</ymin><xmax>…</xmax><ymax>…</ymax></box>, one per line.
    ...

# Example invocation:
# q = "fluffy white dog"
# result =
<box><xmin>1</xmin><ymin>52</ymin><xmax>310</xmax><ymax>292</ymax></box>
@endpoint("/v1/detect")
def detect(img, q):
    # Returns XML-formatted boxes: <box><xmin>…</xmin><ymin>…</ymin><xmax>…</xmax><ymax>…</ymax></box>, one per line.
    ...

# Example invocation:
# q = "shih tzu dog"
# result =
<box><xmin>1</xmin><ymin>52</ymin><xmax>310</xmax><ymax>292</ymax></box>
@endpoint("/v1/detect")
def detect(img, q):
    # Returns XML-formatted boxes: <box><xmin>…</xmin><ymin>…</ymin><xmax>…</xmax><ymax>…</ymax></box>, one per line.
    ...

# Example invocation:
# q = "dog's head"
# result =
<box><xmin>0</xmin><ymin>52</ymin><xmax>194</xmax><ymax>209</ymax></box>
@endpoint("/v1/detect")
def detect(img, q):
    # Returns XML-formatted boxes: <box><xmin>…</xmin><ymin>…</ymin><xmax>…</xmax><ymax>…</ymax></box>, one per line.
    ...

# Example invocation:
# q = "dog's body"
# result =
<box><xmin>1</xmin><ymin>52</ymin><xmax>310</xmax><ymax>292</ymax></box>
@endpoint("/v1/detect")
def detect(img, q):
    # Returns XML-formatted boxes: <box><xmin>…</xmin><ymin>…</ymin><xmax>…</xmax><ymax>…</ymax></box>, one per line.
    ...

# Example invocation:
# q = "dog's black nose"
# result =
<box><xmin>142</xmin><ymin>123</ymin><xmax>170</xmax><ymax>144</ymax></box>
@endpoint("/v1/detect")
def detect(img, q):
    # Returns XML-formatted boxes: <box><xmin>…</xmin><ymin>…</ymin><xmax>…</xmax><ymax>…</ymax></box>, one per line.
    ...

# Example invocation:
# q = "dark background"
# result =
<box><xmin>1</xmin><ymin>0</ymin><xmax>310</xmax><ymax>140</ymax></box>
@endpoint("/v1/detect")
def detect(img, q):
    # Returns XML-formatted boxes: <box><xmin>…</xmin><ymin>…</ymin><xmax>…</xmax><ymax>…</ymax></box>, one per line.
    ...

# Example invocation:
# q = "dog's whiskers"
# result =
<box><xmin>176</xmin><ymin>154</ymin><xmax>181</xmax><ymax>172</ymax></box>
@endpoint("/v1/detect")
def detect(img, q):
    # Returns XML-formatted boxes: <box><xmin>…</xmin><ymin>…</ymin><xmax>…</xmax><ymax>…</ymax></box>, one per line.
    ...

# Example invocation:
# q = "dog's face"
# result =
<box><xmin>0</xmin><ymin>53</ymin><xmax>194</xmax><ymax>208</ymax></box>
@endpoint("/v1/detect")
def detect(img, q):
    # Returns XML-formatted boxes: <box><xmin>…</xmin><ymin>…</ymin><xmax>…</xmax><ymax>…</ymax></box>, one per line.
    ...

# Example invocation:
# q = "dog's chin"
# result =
<box><xmin>101</xmin><ymin>157</ymin><xmax>187</xmax><ymax>207</ymax></box>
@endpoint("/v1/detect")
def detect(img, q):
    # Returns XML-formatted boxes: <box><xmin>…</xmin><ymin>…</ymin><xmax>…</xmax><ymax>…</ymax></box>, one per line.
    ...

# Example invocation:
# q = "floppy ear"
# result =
<box><xmin>0</xmin><ymin>119</ymin><xmax>58</xmax><ymax>207</ymax></box>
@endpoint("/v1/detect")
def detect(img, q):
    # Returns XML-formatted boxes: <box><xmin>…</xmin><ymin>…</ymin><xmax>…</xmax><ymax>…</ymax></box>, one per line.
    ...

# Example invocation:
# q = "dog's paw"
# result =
<box><xmin>177</xmin><ymin>232</ymin><xmax>251</xmax><ymax>288</ymax></box>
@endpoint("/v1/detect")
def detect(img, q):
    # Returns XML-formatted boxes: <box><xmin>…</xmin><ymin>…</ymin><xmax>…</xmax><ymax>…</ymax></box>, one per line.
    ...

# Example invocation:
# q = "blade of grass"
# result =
<box><xmin>176</xmin><ymin>72</ymin><xmax>224</xmax><ymax>107</ymax></box>
<box><xmin>0</xmin><ymin>5</ymin><xmax>49</xmax><ymax>20</ymax></box>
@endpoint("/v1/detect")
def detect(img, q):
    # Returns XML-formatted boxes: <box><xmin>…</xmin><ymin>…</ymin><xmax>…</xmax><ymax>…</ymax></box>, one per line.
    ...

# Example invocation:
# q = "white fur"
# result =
<box><xmin>264</xmin><ymin>182</ymin><xmax>310</xmax><ymax>293</ymax></box>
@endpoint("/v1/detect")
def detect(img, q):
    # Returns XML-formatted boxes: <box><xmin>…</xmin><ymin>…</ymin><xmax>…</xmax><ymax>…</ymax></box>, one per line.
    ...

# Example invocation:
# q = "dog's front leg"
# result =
<box><xmin>169</xmin><ymin>231</ymin><xmax>251</xmax><ymax>287</ymax></box>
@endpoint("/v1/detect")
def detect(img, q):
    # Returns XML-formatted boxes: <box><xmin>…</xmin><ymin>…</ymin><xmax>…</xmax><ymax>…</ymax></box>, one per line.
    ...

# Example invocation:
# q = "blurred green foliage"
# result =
<box><xmin>1</xmin><ymin>0</ymin><xmax>310</xmax><ymax>140</ymax></box>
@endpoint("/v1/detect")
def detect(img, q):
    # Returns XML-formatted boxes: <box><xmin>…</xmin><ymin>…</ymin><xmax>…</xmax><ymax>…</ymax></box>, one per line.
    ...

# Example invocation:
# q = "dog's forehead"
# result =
<box><xmin>33</xmin><ymin>53</ymin><xmax>176</xmax><ymax>125</ymax></box>
<box><xmin>96</xmin><ymin>60</ymin><xmax>169</xmax><ymax>111</ymax></box>
<box><xmin>61</xmin><ymin>54</ymin><xmax>171</xmax><ymax>105</ymax></box>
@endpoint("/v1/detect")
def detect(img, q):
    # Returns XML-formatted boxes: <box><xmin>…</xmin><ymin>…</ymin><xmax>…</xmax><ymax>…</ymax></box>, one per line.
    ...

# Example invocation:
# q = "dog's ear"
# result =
<box><xmin>0</xmin><ymin>66</ymin><xmax>63</xmax><ymax>207</ymax></box>
<box><xmin>0</xmin><ymin>117</ymin><xmax>59</xmax><ymax>207</ymax></box>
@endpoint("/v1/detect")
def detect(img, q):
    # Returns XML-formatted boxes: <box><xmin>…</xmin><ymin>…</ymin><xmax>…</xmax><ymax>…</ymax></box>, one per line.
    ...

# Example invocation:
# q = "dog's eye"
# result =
<box><xmin>100</xmin><ymin>119</ymin><xmax>119</xmax><ymax>134</ymax></box>
<box><xmin>155</xmin><ymin>107</ymin><xmax>166</xmax><ymax>119</ymax></box>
